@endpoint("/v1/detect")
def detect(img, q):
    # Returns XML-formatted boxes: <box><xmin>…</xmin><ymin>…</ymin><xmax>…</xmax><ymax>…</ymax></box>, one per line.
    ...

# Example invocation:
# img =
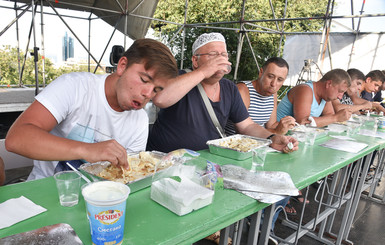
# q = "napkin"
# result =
<box><xmin>307</xmin><ymin>116</ymin><xmax>317</xmax><ymax>127</ymax></box>
<box><xmin>320</xmin><ymin>138</ymin><xmax>368</xmax><ymax>153</ymax></box>
<box><xmin>0</xmin><ymin>196</ymin><xmax>47</xmax><ymax>229</ymax></box>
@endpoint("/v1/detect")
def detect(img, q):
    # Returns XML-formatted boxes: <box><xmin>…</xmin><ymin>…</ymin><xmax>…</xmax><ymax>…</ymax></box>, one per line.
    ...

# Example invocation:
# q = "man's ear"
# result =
<box><xmin>192</xmin><ymin>55</ymin><xmax>199</xmax><ymax>70</ymax></box>
<box><xmin>366</xmin><ymin>77</ymin><xmax>372</xmax><ymax>83</ymax></box>
<box><xmin>116</xmin><ymin>56</ymin><xmax>128</xmax><ymax>75</ymax></box>
<box><xmin>326</xmin><ymin>80</ymin><xmax>332</xmax><ymax>88</ymax></box>
<box><xmin>258</xmin><ymin>68</ymin><xmax>264</xmax><ymax>78</ymax></box>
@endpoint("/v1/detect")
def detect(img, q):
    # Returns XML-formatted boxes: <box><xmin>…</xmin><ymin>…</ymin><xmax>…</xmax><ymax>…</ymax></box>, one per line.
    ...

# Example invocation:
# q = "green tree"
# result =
<box><xmin>152</xmin><ymin>0</ymin><xmax>328</xmax><ymax>81</ymax></box>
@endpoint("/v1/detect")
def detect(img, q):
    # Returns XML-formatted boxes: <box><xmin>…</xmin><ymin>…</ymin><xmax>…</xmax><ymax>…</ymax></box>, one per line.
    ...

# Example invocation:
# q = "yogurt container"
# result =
<box><xmin>82</xmin><ymin>181</ymin><xmax>130</xmax><ymax>245</ymax></box>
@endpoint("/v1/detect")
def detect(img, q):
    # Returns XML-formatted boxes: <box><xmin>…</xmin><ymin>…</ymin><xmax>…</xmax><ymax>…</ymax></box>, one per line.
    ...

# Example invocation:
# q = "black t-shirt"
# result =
<box><xmin>361</xmin><ymin>90</ymin><xmax>373</xmax><ymax>102</ymax></box>
<box><xmin>147</xmin><ymin>71</ymin><xmax>249</xmax><ymax>152</ymax></box>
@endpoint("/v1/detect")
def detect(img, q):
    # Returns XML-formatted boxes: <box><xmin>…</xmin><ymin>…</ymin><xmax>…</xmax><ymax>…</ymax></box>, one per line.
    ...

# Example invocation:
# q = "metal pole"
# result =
<box><xmin>88</xmin><ymin>13</ymin><xmax>92</xmax><ymax>72</ymax></box>
<box><xmin>40</xmin><ymin>0</ymin><xmax>46</xmax><ymax>87</ymax></box>
<box><xmin>278</xmin><ymin>0</ymin><xmax>288</xmax><ymax>57</ymax></box>
<box><xmin>14</xmin><ymin>2</ymin><xmax>22</xmax><ymax>87</ymax></box>
<box><xmin>180</xmin><ymin>0</ymin><xmax>188</xmax><ymax>69</ymax></box>
<box><xmin>233</xmin><ymin>0</ymin><xmax>246</xmax><ymax>81</ymax></box>
<box><xmin>31</xmin><ymin>0</ymin><xmax>40</xmax><ymax>95</ymax></box>
<box><xmin>268</xmin><ymin>0</ymin><xmax>279</xmax><ymax>30</ymax></box>
<box><xmin>93</xmin><ymin>26</ymin><xmax>118</xmax><ymax>73</ymax></box>
<box><xmin>244</xmin><ymin>31</ymin><xmax>260</xmax><ymax>71</ymax></box>
<box><xmin>0</xmin><ymin>5</ymin><xmax>30</xmax><ymax>37</ymax></box>
<box><xmin>321</xmin><ymin>0</ymin><xmax>335</xmax><ymax>72</ymax></box>
<box><xmin>347</xmin><ymin>0</ymin><xmax>366</xmax><ymax>68</ymax></box>
<box><xmin>124</xmin><ymin>0</ymin><xmax>128</xmax><ymax>50</ymax></box>
<box><xmin>350</xmin><ymin>0</ymin><xmax>355</xmax><ymax>30</ymax></box>
<box><xmin>20</xmin><ymin>12</ymin><xmax>34</xmax><ymax>86</ymax></box>
<box><xmin>316</xmin><ymin>0</ymin><xmax>333</xmax><ymax>77</ymax></box>
<box><xmin>233</xmin><ymin>31</ymin><xmax>244</xmax><ymax>81</ymax></box>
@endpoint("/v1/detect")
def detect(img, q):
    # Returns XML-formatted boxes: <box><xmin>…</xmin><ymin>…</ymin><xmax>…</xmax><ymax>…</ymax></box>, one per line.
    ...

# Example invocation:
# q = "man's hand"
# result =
<box><xmin>195</xmin><ymin>56</ymin><xmax>231</xmax><ymax>79</ymax></box>
<box><xmin>81</xmin><ymin>140</ymin><xmax>130</xmax><ymax>170</ymax></box>
<box><xmin>275</xmin><ymin>116</ymin><xmax>296</xmax><ymax>135</ymax></box>
<box><xmin>335</xmin><ymin>108</ymin><xmax>353</xmax><ymax>122</ymax></box>
<box><xmin>372</xmin><ymin>102</ymin><xmax>385</xmax><ymax>114</ymax></box>
<box><xmin>270</xmin><ymin>135</ymin><xmax>299</xmax><ymax>153</ymax></box>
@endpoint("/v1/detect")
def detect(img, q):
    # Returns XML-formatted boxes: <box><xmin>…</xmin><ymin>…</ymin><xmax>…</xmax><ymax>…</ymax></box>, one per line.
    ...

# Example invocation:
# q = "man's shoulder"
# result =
<box><xmin>361</xmin><ymin>90</ymin><xmax>371</xmax><ymax>97</ymax></box>
<box><xmin>220</xmin><ymin>77</ymin><xmax>236</xmax><ymax>87</ymax></box>
<box><xmin>236</xmin><ymin>81</ymin><xmax>249</xmax><ymax>93</ymax></box>
<box><xmin>55</xmin><ymin>72</ymin><xmax>106</xmax><ymax>84</ymax></box>
<box><xmin>292</xmin><ymin>83</ymin><xmax>312</xmax><ymax>93</ymax></box>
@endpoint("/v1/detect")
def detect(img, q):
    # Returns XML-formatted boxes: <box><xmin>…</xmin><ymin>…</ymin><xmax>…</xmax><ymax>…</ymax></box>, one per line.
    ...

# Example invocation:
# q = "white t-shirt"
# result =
<box><xmin>28</xmin><ymin>72</ymin><xmax>149</xmax><ymax>180</ymax></box>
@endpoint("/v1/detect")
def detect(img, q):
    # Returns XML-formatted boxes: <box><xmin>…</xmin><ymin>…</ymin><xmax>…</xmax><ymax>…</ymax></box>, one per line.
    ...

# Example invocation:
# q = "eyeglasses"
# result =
<box><xmin>194</xmin><ymin>51</ymin><xmax>229</xmax><ymax>58</ymax></box>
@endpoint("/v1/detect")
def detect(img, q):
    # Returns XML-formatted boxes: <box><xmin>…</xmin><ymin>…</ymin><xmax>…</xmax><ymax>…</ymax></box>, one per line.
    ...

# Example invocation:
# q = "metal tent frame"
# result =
<box><xmin>1</xmin><ymin>0</ymin><xmax>384</xmax><ymax>94</ymax></box>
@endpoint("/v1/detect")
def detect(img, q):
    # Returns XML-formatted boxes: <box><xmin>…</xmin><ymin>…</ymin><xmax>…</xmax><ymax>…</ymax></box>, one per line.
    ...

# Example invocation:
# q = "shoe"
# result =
<box><xmin>284</xmin><ymin>202</ymin><xmax>297</xmax><ymax>216</ymax></box>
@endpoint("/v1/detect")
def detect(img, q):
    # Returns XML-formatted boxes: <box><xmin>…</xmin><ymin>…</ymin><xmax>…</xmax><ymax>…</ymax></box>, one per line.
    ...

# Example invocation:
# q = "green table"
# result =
<box><xmin>201</xmin><ymin>135</ymin><xmax>382</xmax><ymax>190</ymax></box>
<box><xmin>200</xmin><ymin>135</ymin><xmax>382</xmax><ymax>244</ymax></box>
<box><xmin>0</xmin><ymin>134</ymin><xmax>383</xmax><ymax>245</ymax></box>
<box><xmin>0</xmin><ymin>160</ymin><xmax>269</xmax><ymax>245</ymax></box>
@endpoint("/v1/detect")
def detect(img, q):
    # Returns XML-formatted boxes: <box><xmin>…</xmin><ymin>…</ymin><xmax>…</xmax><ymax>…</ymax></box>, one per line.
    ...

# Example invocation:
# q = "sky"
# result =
<box><xmin>0</xmin><ymin>0</ymin><xmax>384</xmax><ymax>66</ymax></box>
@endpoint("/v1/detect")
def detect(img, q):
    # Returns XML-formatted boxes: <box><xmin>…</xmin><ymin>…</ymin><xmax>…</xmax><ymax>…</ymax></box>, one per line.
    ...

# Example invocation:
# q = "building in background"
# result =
<box><xmin>62</xmin><ymin>32</ymin><xmax>74</xmax><ymax>61</ymax></box>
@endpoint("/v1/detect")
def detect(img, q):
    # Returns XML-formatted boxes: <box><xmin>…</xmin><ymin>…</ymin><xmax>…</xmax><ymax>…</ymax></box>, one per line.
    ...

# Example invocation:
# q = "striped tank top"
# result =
<box><xmin>225</xmin><ymin>81</ymin><xmax>274</xmax><ymax>135</ymax></box>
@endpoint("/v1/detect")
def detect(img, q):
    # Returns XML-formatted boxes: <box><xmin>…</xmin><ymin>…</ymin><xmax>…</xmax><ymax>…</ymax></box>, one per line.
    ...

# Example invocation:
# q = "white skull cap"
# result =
<box><xmin>192</xmin><ymin>32</ymin><xmax>226</xmax><ymax>54</ymax></box>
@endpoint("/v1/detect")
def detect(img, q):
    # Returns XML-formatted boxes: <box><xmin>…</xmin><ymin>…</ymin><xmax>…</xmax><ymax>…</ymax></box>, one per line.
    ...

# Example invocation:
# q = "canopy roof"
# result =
<box><xmin>8</xmin><ymin>0</ymin><xmax>159</xmax><ymax>40</ymax></box>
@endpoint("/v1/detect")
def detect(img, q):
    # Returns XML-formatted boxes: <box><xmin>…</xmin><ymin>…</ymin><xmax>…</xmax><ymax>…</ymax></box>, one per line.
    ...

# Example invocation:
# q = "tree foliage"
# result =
<box><xmin>0</xmin><ymin>45</ymin><xmax>102</xmax><ymax>87</ymax></box>
<box><xmin>152</xmin><ymin>0</ymin><xmax>328</xmax><ymax>81</ymax></box>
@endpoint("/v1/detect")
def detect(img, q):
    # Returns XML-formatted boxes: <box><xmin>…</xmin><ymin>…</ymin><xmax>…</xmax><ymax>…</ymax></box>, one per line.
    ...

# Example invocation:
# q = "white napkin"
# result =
<box><xmin>320</xmin><ymin>138</ymin><xmax>368</xmax><ymax>153</ymax></box>
<box><xmin>0</xmin><ymin>196</ymin><xmax>47</xmax><ymax>229</ymax></box>
<box><xmin>307</xmin><ymin>116</ymin><xmax>317</xmax><ymax>127</ymax></box>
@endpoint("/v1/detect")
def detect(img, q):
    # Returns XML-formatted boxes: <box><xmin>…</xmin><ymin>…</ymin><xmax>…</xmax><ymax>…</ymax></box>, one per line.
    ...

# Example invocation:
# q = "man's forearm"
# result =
<box><xmin>152</xmin><ymin>70</ymin><xmax>206</xmax><ymax>108</ymax></box>
<box><xmin>5</xmin><ymin>124</ymin><xmax>85</xmax><ymax>161</ymax></box>
<box><xmin>238</xmin><ymin>123</ymin><xmax>272</xmax><ymax>139</ymax></box>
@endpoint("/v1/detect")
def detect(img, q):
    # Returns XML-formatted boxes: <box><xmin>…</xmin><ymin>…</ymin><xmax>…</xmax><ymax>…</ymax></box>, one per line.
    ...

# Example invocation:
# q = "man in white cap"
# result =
<box><xmin>147</xmin><ymin>32</ymin><xmax>298</xmax><ymax>154</ymax></box>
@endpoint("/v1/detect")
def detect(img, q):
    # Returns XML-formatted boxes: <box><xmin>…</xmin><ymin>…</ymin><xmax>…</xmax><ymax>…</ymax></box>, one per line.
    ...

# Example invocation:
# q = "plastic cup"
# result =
<box><xmin>251</xmin><ymin>146</ymin><xmax>268</xmax><ymax>171</ymax></box>
<box><xmin>305</xmin><ymin>130</ymin><xmax>317</xmax><ymax>145</ymax></box>
<box><xmin>291</xmin><ymin>131</ymin><xmax>306</xmax><ymax>142</ymax></box>
<box><xmin>82</xmin><ymin>181</ymin><xmax>130</xmax><ymax>245</ymax></box>
<box><xmin>346</xmin><ymin>121</ymin><xmax>360</xmax><ymax>136</ymax></box>
<box><xmin>363</xmin><ymin>118</ymin><xmax>378</xmax><ymax>132</ymax></box>
<box><xmin>54</xmin><ymin>171</ymin><xmax>81</xmax><ymax>207</ymax></box>
<box><xmin>224</xmin><ymin>65</ymin><xmax>232</xmax><ymax>74</ymax></box>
